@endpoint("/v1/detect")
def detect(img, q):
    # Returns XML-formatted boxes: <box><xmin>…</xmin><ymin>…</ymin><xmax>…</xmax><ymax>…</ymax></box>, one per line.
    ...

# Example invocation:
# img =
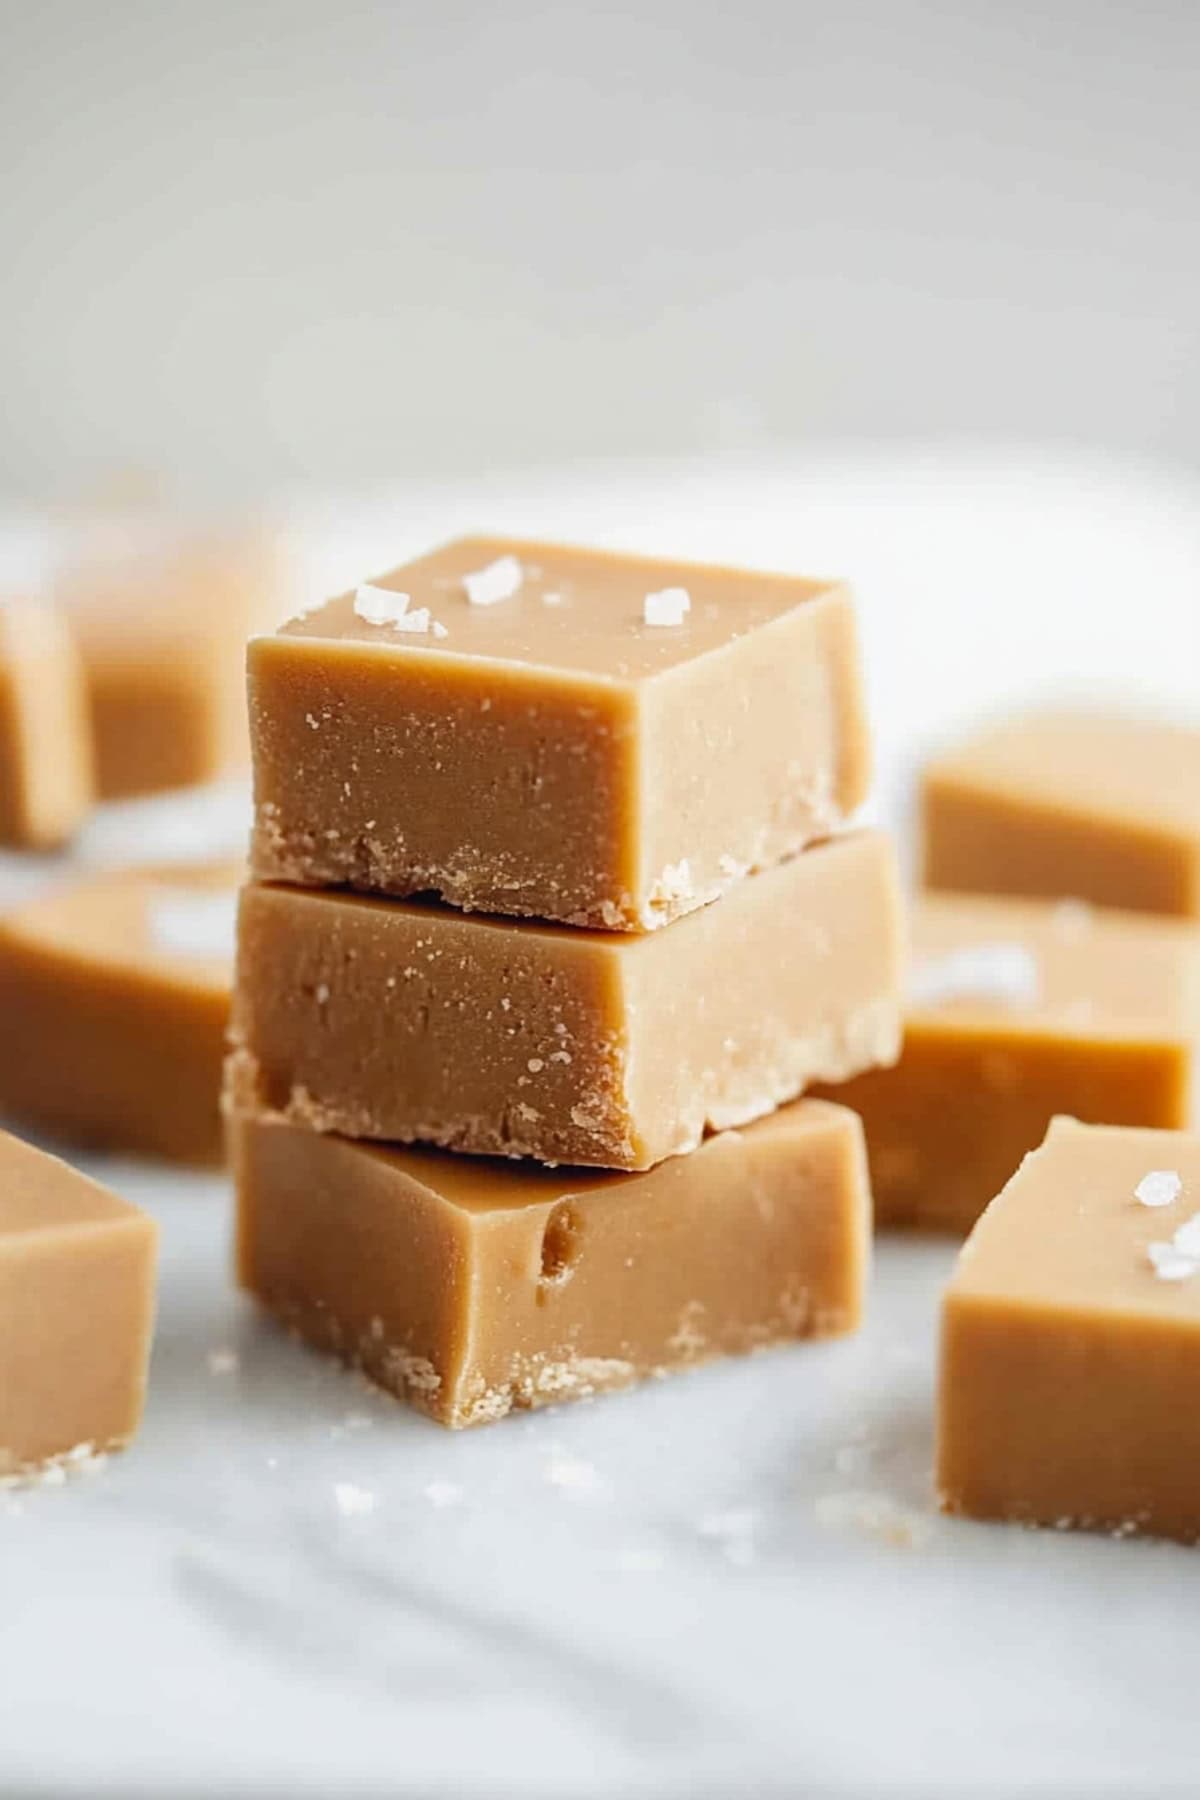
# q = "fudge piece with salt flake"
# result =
<box><xmin>0</xmin><ymin>1129</ymin><xmax>156</xmax><ymax>1480</ymax></box>
<box><xmin>0</xmin><ymin>861</ymin><xmax>239</xmax><ymax>1163</ymax></box>
<box><xmin>938</xmin><ymin>1116</ymin><xmax>1200</xmax><ymax>1543</ymax></box>
<box><xmin>248</xmin><ymin>534</ymin><xmax>871</xmax><ymax>930</ymax></box>
<box><xmin>809</xmin><ymin>891</ymin><xmax>1200</xmax><ymax>1234</ymax></box>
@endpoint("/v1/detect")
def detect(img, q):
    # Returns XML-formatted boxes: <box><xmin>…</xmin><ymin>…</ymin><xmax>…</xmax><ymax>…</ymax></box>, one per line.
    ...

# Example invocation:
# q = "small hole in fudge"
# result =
<box><xmin>539</xmin><ymin>1202</ymin><xmax>583</xmax><ymax>1296</ymax></box>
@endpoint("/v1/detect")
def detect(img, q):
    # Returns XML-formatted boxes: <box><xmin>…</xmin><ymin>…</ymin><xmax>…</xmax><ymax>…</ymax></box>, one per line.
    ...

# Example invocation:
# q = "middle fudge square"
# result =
<box><xmin>248</xmin><ymin>535</ymin><xmax>871</xmax><ymax>930</ymax></box>
<box><xmin>229</xmin><ymin>831</ymin><xmax>903</xmax><ymax>1170</ymax></box>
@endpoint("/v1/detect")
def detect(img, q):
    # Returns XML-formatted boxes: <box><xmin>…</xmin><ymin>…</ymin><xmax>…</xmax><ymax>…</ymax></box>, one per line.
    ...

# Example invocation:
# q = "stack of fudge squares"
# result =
<box><xmin>226</xmin><ymin>537</ymin><xmax>904</xmax><ymax>1427</ymax></box>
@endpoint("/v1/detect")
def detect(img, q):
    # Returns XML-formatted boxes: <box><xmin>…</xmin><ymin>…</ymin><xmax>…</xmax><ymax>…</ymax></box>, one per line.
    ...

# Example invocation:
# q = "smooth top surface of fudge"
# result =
<box><xmin>908</xmin><ymin>892</ymin><xmax>1200</xmax><ymax>1038</ymax></box>
<box><xmin>952</xmin><ymin>1116</ymin><xmax>1200</xmax><ymax>1318</ymax></box>
<box><xmin>0</xmin><ymin>1127</ymin><xmax>142</xmax><ymax>1239</ymax></box>
<box><xmin>279</xmin><ymin>535</ymin><xmax>843</xmax><ymax>682</ymax></box>
<box><xmin>7</xmin><ymin>861</ymin><xmax>239</xmax><ymax>993</ymax></box>
<box><xmin>926</xmin><ymin>710</ymin><xmax>1200</xmax><ymax>833</ymax></box>
<box><xmin>280</xmin><ymin>1093</ymin><xmax>861</xmax><ymax>1213</ymax></box>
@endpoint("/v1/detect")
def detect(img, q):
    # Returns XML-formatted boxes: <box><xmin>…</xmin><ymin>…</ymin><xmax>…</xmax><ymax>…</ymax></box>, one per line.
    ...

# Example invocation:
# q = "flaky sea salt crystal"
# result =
<box><xmin>908</xmin><ymin>942</ymin><xmax>1040</xmax><ymax>1009</ymax></box>
<box><xmin>390</xmin><ymin>607</ymin><xmax>435</xmax><ymax>634</ymax></box>
<box><xmin>430</xmin><ymin>619</ymin><xmax>449</xmax><ymax>639</ymax></box>
<box><xmin>334</xmin><ymin>1481</ymin><xmax>376</xmax><ymax>1516</ymax></box>
<box><xmin>1147</xmin><ymin>1241</ymin><xmax>1197</xmax><ymax>1282</ymax></box>
<box><xmin>462</xmin><ymin>555</ymin><xmax>522</xmax><ymax>606</ymax></box>
<box><xmin>148</xmin><ymin>890</ymin><xmax>238</xmax><ymax>961</ymax></box>
<box><xmin>643</xmin><ymin>586</ymin><xmax>691</xmax><ymax>627</ymax></box>
<box><xmin>1169</xmin><ymin>1212</ymin><xmax>1200</xmax><ymax>1258</ymax></box>
<box><xmin>1134</xmin><ymin>1169</ymin><xmax>1182</xmax><ymax>1209</ymax></box>
<box><xmin>354</xmin><ymin>584</ymin><xmax>411</xmax><ymax>626</ymax></box>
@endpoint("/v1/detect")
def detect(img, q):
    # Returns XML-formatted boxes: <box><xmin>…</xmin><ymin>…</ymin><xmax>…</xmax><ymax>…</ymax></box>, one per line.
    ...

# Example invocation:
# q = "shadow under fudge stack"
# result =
<box><xmin>227</xmin><ymin>536</ymin><xmax>904</xmax><ymax>1426</ymax></box>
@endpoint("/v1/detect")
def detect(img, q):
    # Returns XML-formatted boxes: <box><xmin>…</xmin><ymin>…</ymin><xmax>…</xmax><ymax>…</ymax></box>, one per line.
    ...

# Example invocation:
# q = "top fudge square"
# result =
<box><xmin>249</xmin><ymin>537</ymin><xmax>870</xmax><ymax>930</ymax></box>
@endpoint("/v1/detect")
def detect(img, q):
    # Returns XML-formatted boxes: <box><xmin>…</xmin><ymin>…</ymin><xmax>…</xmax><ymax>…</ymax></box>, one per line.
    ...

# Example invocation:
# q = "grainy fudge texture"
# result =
<box><xmin>249</xmin><ymin>535</ymin><xmax>870</xmax><ymax>929</ymax></box>
<box><xmin>234</xmin><ymin>1097</ymin><xmax>868</xmax><ymax>1428</ymax></box>
<box><xmin>0</xmin><ymin>861</ymin><xmax>239</xmax><ymax>1163</ymax></box>
<box><xmin>811</xmin><ymin>893</ymin><xmax>1200</xmax><ymax>1233</ymax></box>
<box><xmin>939</xmin><ymin>1117</ymin><xmax>1200</xmax><ymax>1542</ymax></box>
<box><xmin>0</xmin><ymin>598</ymin><xmax>92</xmax><ymax>848</ymax></box>
<box><xmin>923</xmin><ymin>709</ymin><xmax>1200</xmax><ymax>917</ymax></box>
<box><xmin>0</xmin><ymin>1129</ymin><xmax>156</xmax><ymax>1477</ymax></box>
<box><xmin>57</xmin><ymin>518</ymin><xmax>285</xmax><ymax>798</ymax></box>
<box><xmin>230</xmin><ymin>831</ymin><xmax>903</xmax><ymax>1171</ymax></box>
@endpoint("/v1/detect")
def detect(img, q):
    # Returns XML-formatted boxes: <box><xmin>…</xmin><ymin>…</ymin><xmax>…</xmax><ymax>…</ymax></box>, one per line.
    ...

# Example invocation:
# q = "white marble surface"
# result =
<box><xmin>4</xmin><ymin>447</ymin><xmax>1200</xmax><ymax>1798</ymax></box>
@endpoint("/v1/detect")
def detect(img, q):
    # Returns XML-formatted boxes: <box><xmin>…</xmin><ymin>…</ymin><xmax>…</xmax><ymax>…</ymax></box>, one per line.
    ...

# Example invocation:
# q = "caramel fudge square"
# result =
<box><xmin>0</xmin><ymin>862</ymin><xmax>239</xmax><ymax>1164</ymax></box>
<box><xmin>233</xmin><ymin>1097</ymin><xmax>869</xmax><ymax>1428</ymax></box>
<box><xmin>58</xmin><ymin>518</ymin><xmax>286</xmax><ymax>799</ymax></box>
<box><xmin>230</xmin><ymin>831</ymin><xmax>903</xmax><ymax>1172</ymax></box>
<box><xmin>0</xmin><ymin>597</ymin><xmax>93</xmax><ymax>850</ymax></box>
<box><xmin>939</xmin><ymin>1118</ymin><xmax>1200</xmax><ymax>1543</ymax></box>
<box><xmin>249</xmin><ymin>535</ymin><xmax>870</xmax><ymax>929</ymax></box>
<box><xmin>923</xmin><ymin>709</ymin><xmax>1200</xmax><ymax>918</ymax></box>
<box><xmin>0</xmin><ymin>1129</ymin><xmax>157</xmax><ymax>1477</ymax></box>
<box><xmin>812</xmin><ymin>892</ymin><xmax>1200</xmax><ymax>1234</ymax></box>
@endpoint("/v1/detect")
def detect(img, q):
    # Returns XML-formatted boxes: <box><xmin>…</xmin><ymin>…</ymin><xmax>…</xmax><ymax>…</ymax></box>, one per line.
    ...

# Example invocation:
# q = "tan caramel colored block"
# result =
<box><xmin>0</xmin><ymin>1129</ymin><xmax>157</xmax><ymax>1474</ymax></box>
<box><xmin>811</xmin><ymin>893</ymin><xmax>1200</xmax><ymax>1234</ymax></box>
<box><xmin>249</xmin><ymin>535</ymin><xmax>870</xmax><ymax>929</ymax></box>
<box><xmin>922</xmin><ymin>710</ymin><xmax>1200</xmax><ymax>916</ymax></box>
<box><xmin>938</xmin><ymin>1117</ymin><xmax>1200</xmax><ymax>1542</ymax></box>
<box><xmin>234</xmin><ymin>1097</ymin><xmax>868</xmax><ymax>1429</ymax></box>
<box><xmin>57</xmin><ymin>519</ymin><xmax>286</xmax><ymax>798</ymax></box>
<box><xmin>229</xmin><ymin>831</ymin><xmax>903</xmax><ymax>1171</ymax></box>
<box><xmin>0</xmin><ymin>599</ymin><xmax>93</xmax><ymax>848</ymax></box>
<box><xmin>0</xmin><ymin>862</ymin><xmax>239</xmax><ymax>1163</ymax></box>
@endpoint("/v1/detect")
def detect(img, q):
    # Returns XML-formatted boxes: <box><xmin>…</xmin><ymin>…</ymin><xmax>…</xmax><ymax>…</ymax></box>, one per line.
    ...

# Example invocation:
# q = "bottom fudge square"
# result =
<box><xmin>233</xmin><ymin>1097</ymin><xmax>869</xmax><ymax>1428</ymax></box>
<box><xmin>0</xmin><ymin>1130</ymin><xmax>157</xmax><ymax>1477</ymax></box>
<box><xmin>938</xmin><ymin>1116</ymin><xmax>1200</xmax><ymax>1542</ymax></box>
